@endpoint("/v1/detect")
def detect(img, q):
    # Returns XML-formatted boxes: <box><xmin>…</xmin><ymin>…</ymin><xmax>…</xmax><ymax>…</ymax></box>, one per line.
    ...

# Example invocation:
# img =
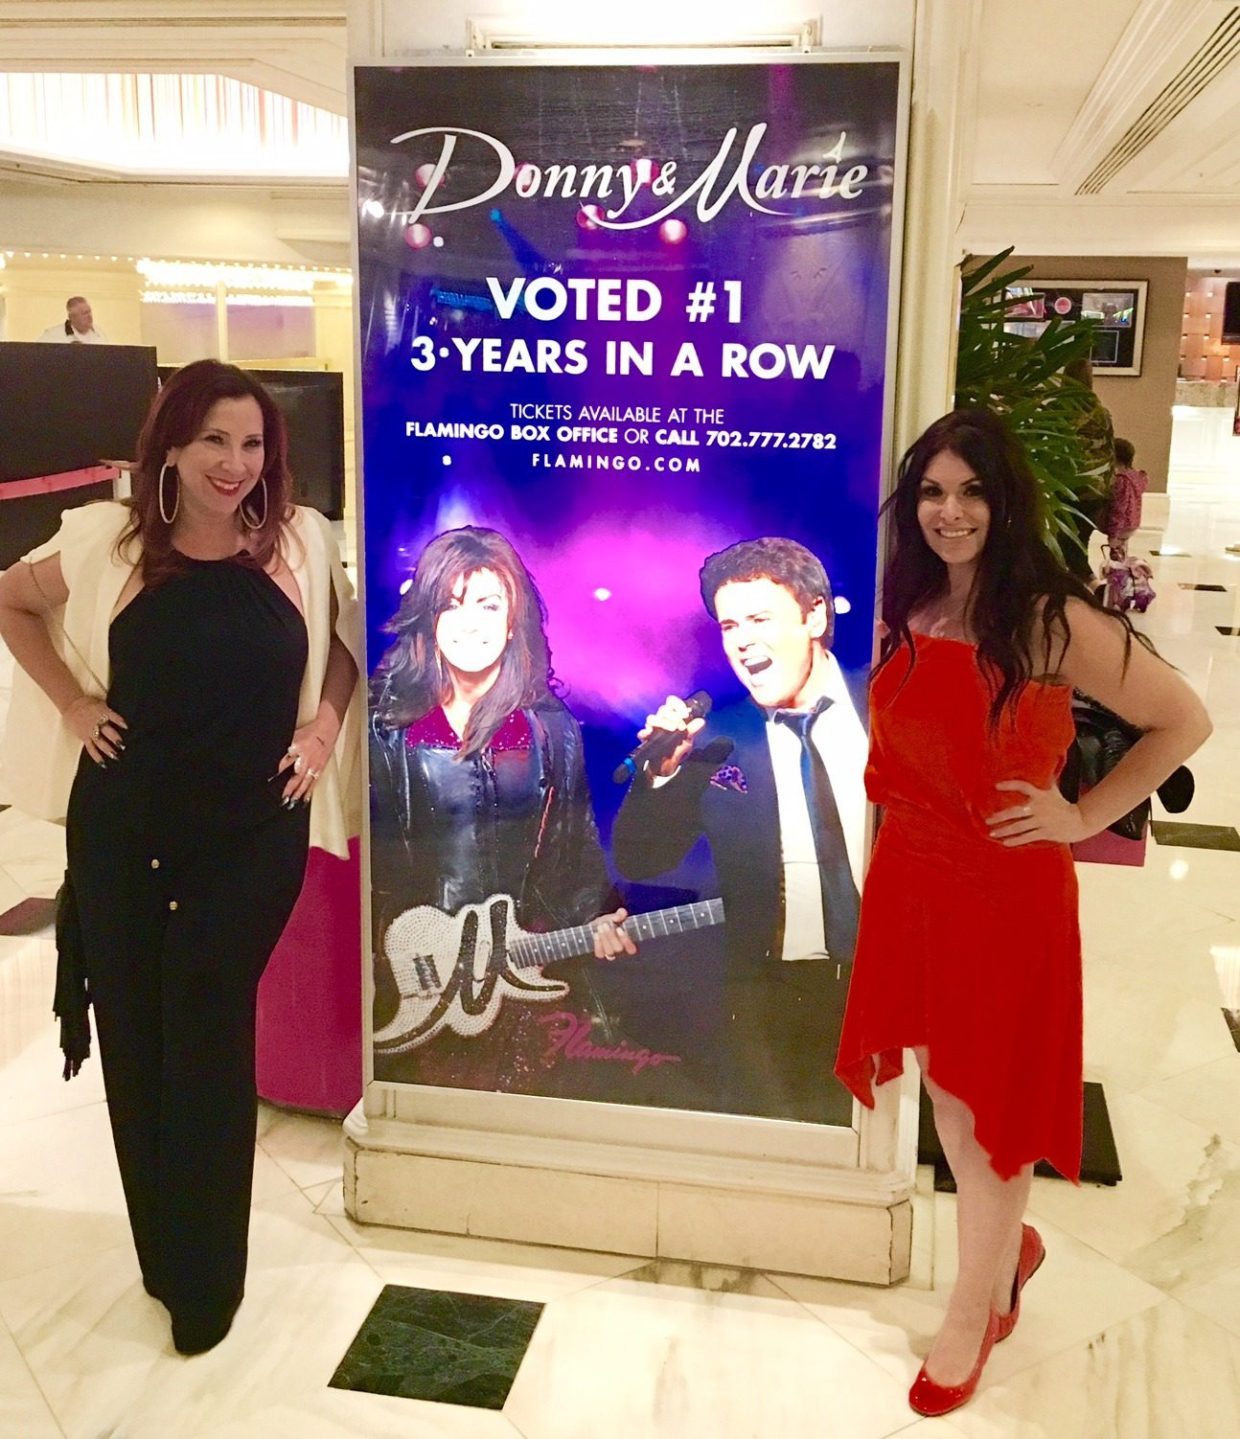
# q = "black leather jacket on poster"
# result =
<box><xmin>368</xmin><ymin>698</ymin><xmax>615</xmax><ymax>939</ymax></box>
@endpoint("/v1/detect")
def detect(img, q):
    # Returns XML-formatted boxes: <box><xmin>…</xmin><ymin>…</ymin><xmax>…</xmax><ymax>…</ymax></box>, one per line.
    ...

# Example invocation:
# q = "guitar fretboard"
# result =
<box><xmin>511</xmin><ymin>898</ymin><xmax>725</xmax><ymax>969</ymax></box>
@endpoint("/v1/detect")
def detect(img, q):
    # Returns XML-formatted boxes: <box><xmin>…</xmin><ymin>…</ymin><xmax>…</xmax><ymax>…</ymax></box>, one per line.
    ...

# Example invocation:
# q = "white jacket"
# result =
<box><xmin>0</xmin><ymin>501</ymin><xmax>362</xmax><ymax>858</ymax></box>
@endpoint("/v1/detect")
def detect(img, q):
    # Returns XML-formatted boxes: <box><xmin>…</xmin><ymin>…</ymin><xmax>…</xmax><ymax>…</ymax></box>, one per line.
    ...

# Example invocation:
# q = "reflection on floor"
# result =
<box><xmin>0</xmin><ymin>896</ymin><xmax>56</xmax><ymax>937</ymax></box>
<box><xmin>2</xmin><ymin>484</ymin><xmax>1240</xmax><ymax>1438</ymax></box>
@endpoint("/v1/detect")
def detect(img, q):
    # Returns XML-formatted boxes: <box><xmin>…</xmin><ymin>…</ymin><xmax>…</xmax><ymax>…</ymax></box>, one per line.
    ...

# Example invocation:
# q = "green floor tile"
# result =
<box><xmin>329</xmin><ymin>1285</ymin><xmax>543</xmax><ymax>1408</ymax></box>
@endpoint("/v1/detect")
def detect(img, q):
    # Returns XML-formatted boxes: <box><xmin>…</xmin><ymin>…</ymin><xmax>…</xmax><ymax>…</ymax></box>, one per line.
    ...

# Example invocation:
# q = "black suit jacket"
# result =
<box><xmin>612</xmin><ymin>699</ymin><xmax>784</xmax><ymax>976</ymax></box>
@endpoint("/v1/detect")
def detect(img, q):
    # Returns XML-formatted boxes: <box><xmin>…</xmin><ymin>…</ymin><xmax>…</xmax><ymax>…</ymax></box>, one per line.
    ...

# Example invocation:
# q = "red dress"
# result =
<box><xmin>834</xmin><ymin>633</ymin><xmax>1083</xmax><ymax>1182</ymax></box>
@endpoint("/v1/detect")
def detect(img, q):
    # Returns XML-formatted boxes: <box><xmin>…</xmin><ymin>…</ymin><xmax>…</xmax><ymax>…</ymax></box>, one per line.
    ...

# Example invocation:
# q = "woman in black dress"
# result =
<box><xmin>0</xmin><ymin>361</ymin><xmax>358</xmax><ymax>1354</ymax></box>
<box><xmin>368</xmin><ymin>526</ymin><xmax>635</xmax><ymax>1092</ymax></box>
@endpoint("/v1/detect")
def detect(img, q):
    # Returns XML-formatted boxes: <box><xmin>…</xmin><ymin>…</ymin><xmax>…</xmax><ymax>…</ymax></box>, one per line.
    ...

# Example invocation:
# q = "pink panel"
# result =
<box><xmin>0</xmin><ymin>466</ymin><xmax>118</xmax><ymax>501</ymax></box>
<box><xmin>256</xmin><ymin>838</ymin><xmax>363</xmax><ymax>1115</ymax></box>
<box><xmin>1072</xmin><ymin>826</ymin><xmax>1147</xmax><ymax>867</ymax></box>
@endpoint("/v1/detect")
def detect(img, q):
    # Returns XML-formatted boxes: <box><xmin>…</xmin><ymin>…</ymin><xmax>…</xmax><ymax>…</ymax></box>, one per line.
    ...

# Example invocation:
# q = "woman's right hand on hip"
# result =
<box><xmin>62</xmin><ymin>696</ymin><xmax>128</xmax><ymax>765</ymax></box>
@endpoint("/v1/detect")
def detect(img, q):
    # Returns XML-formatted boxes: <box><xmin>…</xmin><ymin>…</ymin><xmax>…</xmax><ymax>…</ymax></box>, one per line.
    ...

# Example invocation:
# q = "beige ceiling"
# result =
<box><xmin>2</xmin><ymin>0</ymin><xmax>1239</xmax><ymax>261</ymax></box>
<box><xmin>965</xmin><ymin>0</ymin><xmax>1240</xmax><ymax>264</ymax></box>
<box><xmin>0</xmin><ymin>0</ymin><xmax>346</xmax><ymax>113</ymax></box>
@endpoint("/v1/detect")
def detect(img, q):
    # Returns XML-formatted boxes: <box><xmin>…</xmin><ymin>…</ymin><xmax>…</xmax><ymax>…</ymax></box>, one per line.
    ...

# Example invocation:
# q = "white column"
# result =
<box><xmin>894</xmin><ymin>0</ymin><xmax>983</xmax><ymax>448</ymax></box>
<box><xmin>214</xmin><ymin>280</ymin><xmax>229</xmax><ymax>360</ymax></box>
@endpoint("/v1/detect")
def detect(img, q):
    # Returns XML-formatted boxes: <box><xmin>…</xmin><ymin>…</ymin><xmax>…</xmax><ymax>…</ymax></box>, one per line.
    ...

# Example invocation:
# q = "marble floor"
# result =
<box><xmin>1</xmin><ymin>486</ymin><xmax>1239</xmax><ymax>1438</ymax></box>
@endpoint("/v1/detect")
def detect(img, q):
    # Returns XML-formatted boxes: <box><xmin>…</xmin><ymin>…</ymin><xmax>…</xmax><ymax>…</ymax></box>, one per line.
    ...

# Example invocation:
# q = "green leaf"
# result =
<box><xmin>954</xmin><ymin>251</ymin><xmax>1114</xmax><ymax>556</ymax></box>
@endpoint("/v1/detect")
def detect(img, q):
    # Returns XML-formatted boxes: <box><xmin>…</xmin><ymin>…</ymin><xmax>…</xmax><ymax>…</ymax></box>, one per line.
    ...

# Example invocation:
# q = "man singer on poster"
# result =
<box><xmin>613</xmin><ymin>537</ymin><xmax>868</xmax><ymax>1123</ymax></box>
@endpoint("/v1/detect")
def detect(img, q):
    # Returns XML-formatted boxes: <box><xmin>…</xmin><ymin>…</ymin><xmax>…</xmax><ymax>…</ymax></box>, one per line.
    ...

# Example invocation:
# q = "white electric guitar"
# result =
<box><xmin>373</xmin><ymin>894</ymin><xmax>725</xmax><ymax>1054</ymax></box>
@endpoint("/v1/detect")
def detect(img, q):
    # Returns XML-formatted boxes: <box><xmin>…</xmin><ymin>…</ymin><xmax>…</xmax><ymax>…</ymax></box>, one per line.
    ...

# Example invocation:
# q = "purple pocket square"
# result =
<box><xmin>709</xmin><ymin>764</ymin><xmax>748</xmax><ymax>793</ymax></box>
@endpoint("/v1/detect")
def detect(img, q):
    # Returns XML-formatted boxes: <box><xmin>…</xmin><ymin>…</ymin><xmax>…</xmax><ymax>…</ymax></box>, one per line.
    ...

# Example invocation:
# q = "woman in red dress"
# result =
<box><xmin>835</xmin><ymin>409</ymin><xmax>1210</xmax><ymax>1417</ymax></box>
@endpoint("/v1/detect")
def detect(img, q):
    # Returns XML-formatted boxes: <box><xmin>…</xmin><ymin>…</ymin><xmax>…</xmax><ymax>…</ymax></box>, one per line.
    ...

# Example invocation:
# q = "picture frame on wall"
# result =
<box><xmin>1004</xmin><ymin>279</ymin><xmax>1149</xmax><ymax>376</ymax></box>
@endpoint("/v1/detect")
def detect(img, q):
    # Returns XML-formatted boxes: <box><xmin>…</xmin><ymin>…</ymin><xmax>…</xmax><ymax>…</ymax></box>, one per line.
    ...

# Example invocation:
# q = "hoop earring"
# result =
<box><xmin>158</xmin><ymin>463</ymin><xmax>180</xmax><ymax>525</ymax></box>
<box><xmin>241</xmin><ymin>476</ymin><xmax>269</xmax><ymax>530</ymax></box>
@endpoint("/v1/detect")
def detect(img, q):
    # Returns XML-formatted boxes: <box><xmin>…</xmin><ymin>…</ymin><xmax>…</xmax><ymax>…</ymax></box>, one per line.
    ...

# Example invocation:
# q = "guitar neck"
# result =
<box><xmin>511</xmin><ymin>898</ymin><xmax>725</xmax><ymax>969</ymax></box>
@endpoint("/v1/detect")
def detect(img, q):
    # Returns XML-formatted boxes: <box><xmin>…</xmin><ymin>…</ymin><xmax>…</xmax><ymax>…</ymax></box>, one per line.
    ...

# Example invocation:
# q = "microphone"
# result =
<box><xmin>613</xmin><ymin>690</ymin><xmax>712</xmax><ymax>784</ymax></box>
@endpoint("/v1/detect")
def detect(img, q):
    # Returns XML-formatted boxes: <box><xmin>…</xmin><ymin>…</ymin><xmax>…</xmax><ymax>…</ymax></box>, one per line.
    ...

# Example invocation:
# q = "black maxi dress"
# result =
<box><xmin>65</xmin><ymin>555</ymin><xmax>310</xmax><ymax>1333</ymax></box>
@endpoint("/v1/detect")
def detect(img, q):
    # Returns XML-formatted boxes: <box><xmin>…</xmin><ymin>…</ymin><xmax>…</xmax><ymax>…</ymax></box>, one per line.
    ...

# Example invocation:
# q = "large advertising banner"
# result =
<box><xmin>356</xmin><ymin>59</ymin><xmax>902</xmax><ymax>1127</ymax></box>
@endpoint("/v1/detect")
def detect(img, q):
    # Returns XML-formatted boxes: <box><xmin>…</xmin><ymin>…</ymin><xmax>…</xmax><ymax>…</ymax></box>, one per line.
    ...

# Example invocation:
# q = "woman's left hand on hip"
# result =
<box><xmin>987</xmin><ymin>779</ymin><xmax>1088</xmax><ymax>846</ymax></box>
<box><xmin>278</xmin><ymin>723</ymin><xmax>334</xmax><ymax>806</ymax></box>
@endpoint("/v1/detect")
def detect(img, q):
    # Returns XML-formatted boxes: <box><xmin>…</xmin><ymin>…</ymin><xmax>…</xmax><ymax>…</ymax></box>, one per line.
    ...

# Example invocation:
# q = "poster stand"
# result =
<box><xmin>344</xmin><ymin>49</ymin><xmax>917</xmax><ymax>1283</ymax></box>
<box><xmin>346</xmin><ymin>1074</ymin><xmax>918</xmax><ymax>1280</ymax></box>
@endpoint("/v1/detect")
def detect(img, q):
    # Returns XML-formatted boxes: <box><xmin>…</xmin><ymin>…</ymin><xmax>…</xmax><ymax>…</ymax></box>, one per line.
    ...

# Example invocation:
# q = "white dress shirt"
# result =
<box><xmin>765</xmin><ymin>652</ymin><xmax>869</xmax><ymax>960</ymax></box>
<box><xmin>36</xmin><ymin>325</ymin><xmax>108</xmax><ymax>343</ymax></box>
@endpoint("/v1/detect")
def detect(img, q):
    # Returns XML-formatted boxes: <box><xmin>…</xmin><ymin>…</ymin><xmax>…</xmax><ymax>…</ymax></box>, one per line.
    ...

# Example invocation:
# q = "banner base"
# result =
<box><xmin>342</xmin><ymin>1103</ymin><xmax>912</xmax><ymax>1285</ymax></box>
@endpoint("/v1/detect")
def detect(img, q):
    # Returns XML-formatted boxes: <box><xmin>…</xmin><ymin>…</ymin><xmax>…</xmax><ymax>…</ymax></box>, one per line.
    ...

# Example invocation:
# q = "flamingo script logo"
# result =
<box><xmin>538</xmin><ymin>1012</ymin><xmax>682</xmax><ymax>1076</ymax></box>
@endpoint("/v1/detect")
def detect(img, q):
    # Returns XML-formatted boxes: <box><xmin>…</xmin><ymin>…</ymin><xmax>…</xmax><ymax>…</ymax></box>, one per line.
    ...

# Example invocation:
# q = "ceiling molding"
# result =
<box><xmin>0</xmin><ymin>148</ymin><xmax>340</xmax><ymax>187</ymax></box>
<box><xmin>0</xmin><ymin>4</ymin><xmax>347</xmax><ymax>111</ymax></box>
<box><xmin>1077</xmin><ymin>5</ymin><xmax>1240</xmax><ymax>194</ymax></box>
<box><xmin>961</xmin><ymin>189</ymin><xmax>1240</xmax><ymax>266</ymax></box>
<box><xmin>966</xmin><ymin>183</ymin><xmax>1240</xmax><ymax>208</ymax></box>
<box><xmin>1051</xmin><ymin>0</ymin><xmax>1240</xmax><ymax>192</ymax></box>
<box><xmin>0</xmin><ymin>1</ymin><xmax>344</xmax><ymax>24</ymax></box>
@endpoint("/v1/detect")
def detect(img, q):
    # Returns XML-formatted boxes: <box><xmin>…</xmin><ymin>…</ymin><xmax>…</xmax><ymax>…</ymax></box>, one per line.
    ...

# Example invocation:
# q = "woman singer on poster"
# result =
<box><xmin>0</xmin><ymin>359</ymin><xmax>360</xmax><ymax>1355</ymax></box>
<box><xmin>834</xmin><ymin>408</ymin><xmax>1210</xmax><ymax>1418</ymax></box>
<box><xmin>368</xmin><ymin>525</ymin><xmax>634</xmax><ymax>1090</ymax></box>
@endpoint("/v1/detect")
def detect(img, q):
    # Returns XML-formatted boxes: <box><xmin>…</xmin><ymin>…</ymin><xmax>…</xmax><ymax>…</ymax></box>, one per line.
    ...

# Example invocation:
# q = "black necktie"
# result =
<box><xmin>773</xmin><ymin>699</ymin><xmax>860</xmax><ymax>963</ymax></box>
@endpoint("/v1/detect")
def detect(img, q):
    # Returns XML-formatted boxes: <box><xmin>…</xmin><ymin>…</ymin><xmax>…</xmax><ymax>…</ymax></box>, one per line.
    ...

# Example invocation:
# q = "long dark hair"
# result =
<box><xmin>121</xmin><ymin>360</ymin><xmax>294</xmax><ymax>587</ymax></box>
<box><xmin>880</xmin><ymin>408</ymin><xmax>1133</xmax><ymax>722</ymax></box>
<box><xmin>371</xmin><ymin>527</ymin><xmax>555</xmax><ymax>758</ymax></box>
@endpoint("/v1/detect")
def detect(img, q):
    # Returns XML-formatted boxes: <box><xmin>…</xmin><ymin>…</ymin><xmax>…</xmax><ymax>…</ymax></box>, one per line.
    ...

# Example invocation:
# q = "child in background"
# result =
<box><xmin>1107</xmin><ymin>437</ymin><xmax>1148</xmax><ymax>556</ymax></box>
<box><xmin>1102</xmin><ymin>437</ymin><xmax>1154</xmax><ymax>612</ymax></box>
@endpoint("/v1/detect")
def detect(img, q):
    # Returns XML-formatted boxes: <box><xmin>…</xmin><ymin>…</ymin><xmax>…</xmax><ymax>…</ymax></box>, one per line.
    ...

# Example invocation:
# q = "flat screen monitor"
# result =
<box><xmin>1223</xmin><ymin>280</ymin><xmax>1240</xmax><ymax>344</ymax></box>
<box><xmin>1090</xmin><ymin>330</ymin><xmax>1120</xmax><ymax>365</ymax></box>
<box><xmin>0</xmin><ymin>342</ymin><xmax>159</xmax><ymax>483</ymax></box>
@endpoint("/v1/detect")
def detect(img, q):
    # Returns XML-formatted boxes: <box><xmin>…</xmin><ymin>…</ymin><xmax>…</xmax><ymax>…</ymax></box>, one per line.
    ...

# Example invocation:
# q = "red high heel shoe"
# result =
<box><xmin>908</xmin><ymin>1311</ymin><xmax>1000</xmax><ymax>1418</ymax></box>
<box><xmin>995</xmin><ymin>1224</ymin><xmax>1046</xmax><ymax>1342</ymax></box>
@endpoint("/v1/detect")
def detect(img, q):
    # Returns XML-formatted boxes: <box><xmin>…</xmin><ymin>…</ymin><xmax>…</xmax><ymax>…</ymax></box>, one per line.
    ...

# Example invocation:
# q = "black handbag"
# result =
<box><xmin>1058</xmin><ymin>693</ymin><xmax>1194</xmax><ymax>841</ymax></box>
<box><xmin>53</xmin><ymin>872</ymin><xmax>93</xmax><ymax>1080</ymax></box>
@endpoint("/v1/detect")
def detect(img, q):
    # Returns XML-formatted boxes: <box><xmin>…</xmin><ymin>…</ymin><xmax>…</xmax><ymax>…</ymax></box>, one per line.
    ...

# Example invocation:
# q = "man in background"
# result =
<box><xmin>37</xmin><ymin>296</ymin><xmax>107</xmax><ymax>344</ymax></box>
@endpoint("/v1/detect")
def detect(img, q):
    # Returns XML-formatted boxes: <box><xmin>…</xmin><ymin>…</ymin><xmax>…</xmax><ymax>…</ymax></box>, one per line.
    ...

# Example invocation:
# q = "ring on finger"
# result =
<box><xmin>306</xmin><ymin>767</ymin><xmax>320</xmax><ymax>780</ymax></box>
<box><xmin>293</xmin><ymin>756</ymin><xmax>304</xmax><ymax>774</ymax></box>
